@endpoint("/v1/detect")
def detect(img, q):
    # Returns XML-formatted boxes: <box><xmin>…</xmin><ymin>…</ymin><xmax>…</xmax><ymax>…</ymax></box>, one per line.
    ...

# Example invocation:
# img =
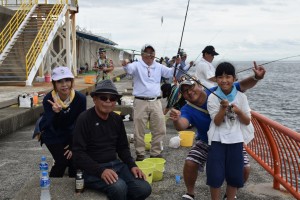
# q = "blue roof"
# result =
<box><xmin>76</xmin><ymin>30</ymin><xmax>117</xmax><ymax>46</ymax></box>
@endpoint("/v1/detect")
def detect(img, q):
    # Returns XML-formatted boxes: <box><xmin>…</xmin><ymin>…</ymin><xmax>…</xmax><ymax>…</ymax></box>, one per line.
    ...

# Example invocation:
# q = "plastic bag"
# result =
<box><xmin>169</xmin><ymin>136</ymin><xmax>181</xmax><ymax>148</ymax></box>
<box><xmin>18</xmin><ymin>93</ymin><xmax>33</xmax><ymax>108</ymax></box>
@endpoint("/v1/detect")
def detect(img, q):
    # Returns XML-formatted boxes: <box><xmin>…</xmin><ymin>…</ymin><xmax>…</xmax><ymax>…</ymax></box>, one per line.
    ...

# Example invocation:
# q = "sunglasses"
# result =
<box><xmin>56</xmin><ymin>78</ymin><xmax>72</xmax><ymax>83</ymax></box>
<box><xmin>97</xmin><ymin>95</ymin><xmax>118</xmax><ymax>102</ymax></box>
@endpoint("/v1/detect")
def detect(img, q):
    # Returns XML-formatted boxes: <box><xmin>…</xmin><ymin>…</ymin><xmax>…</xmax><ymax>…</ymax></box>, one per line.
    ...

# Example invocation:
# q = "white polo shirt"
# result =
<box><xmin>123</xmin><ymin>59</ymin><xmax>174</xmax><ymax>97</ymax></box>
<box><xmin>194</xmin><ymin>58</ymin><xmax>216</xmax><ymax>88</ymax></box>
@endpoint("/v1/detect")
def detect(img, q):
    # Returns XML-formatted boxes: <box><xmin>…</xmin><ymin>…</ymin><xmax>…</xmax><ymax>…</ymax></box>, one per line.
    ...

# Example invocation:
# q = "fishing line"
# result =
<box><xmin>173</xmin><ymin>0</ymin><xmax>190</xmax><ymax>78</ymax></box>
<box><xmin>194</xmin><ymin>30</ymin><xmax>223</xmax><ymax>63</ymax></box>
<box><xmin>237</xmin><ymin>54</ymin><xmax>300</xmax><ymax>74</ymax></box>
<box><xmin>172</xmin><ymin>65</ymin><xmax>223</xmax><ymax>100</ymax></box>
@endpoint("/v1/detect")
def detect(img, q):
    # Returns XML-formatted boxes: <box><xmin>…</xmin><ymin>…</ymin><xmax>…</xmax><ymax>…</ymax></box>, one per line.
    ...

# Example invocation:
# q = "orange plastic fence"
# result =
<box><xmin>245</xmin><ymin>111</ymin><xmax>300</xmax><ymax>199</ymax></box>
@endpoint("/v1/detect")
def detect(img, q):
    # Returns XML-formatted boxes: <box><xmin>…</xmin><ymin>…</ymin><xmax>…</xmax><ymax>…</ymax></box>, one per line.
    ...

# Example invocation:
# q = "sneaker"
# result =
<box><xmin>150</xmin><ymin>154</ymin><xmax>163</xmax><ymax>158</ymax></box>
<box><xmin>136</xmin><ymin>155</ymin><xmax>145</xmax><ymax>161</ymax></box>
<box><xmin>182</xmin><ymin>193</ymin><xmax>195</xmax><ymax>200</ymax></box>
<box><xmin>223</xmin><ymin>194</ymin><xmax>237</xmax><ymax>199</ymax></box>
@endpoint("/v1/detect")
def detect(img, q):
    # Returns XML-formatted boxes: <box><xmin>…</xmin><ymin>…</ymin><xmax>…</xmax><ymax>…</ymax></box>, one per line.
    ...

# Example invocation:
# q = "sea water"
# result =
<box><xmin>190</xmin><ymin>61</ymin><xmax>300</xmax><ymax>133</ymax></box>
<box><xmin>233</xmin><ymin>61</ymin><xmax>299</xmax><ymax>133</ymax></box>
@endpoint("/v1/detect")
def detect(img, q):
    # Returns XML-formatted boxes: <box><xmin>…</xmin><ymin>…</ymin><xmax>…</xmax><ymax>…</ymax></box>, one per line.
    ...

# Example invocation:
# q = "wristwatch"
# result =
<box><xmin>252</xmin><ymin>75</ymin><xmax>260</xmax><ymax>81</ymax></box>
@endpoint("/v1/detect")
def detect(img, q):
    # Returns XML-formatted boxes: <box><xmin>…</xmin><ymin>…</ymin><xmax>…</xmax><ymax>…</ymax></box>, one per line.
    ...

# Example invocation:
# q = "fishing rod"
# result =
<box><xmin>237</xmin><ymin>54</ymin><xmax>300</xmax><ymax>74</ymax></box>
<box><xmin>172</xmin><ymin>65</ymin><xmax>223</xmax><ymax>100</ymax></box>
<box><xmin>173</xmin><ymin>0</ymin><xmax>190</xmax><ymax>79</ymax></box>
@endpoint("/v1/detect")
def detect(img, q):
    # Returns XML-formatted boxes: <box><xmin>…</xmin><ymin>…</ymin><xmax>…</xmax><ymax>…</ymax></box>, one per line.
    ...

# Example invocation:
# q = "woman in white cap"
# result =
<box><xmin>39</xmin><ymin>66</ymin><xmax>86</xmax><ymax>177</ymax></box>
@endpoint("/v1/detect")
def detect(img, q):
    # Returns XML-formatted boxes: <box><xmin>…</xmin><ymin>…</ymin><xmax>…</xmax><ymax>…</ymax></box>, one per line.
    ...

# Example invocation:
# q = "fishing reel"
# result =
<box><xmin>227</xmin><ymin>105</ymin><xmax>236</xmax><ymax>122</ymax></box>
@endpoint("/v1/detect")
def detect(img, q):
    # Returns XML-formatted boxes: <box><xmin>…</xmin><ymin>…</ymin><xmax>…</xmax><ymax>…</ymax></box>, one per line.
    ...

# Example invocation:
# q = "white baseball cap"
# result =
<box><xmin>51</xmin><ymin>66</ymin><xmax>74</xmax><ymax>81</ymax></box>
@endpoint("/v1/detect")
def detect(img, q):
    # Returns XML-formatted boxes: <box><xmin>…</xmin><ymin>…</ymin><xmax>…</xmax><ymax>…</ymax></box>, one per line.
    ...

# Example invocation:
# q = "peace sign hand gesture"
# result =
<box><xmin>47</xmin><ymin>99</ymin><xmax>62</xmax><ymax>113</ymax></box>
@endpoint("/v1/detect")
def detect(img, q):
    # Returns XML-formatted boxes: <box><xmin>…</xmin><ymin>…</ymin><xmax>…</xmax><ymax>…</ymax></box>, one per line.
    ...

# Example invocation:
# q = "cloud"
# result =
<box><xmin>76</xmin><ymin>0</ymin><xmax>300</xmax><ymax>61</ymax></box>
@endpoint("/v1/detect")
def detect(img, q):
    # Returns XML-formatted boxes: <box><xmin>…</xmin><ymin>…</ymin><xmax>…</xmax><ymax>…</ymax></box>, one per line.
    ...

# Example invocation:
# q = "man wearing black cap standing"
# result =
<box><xmin>122</xmin><ymin>44</ymin><xmax>176</xmax><ymax>161</ymax></box>
<box><xmin>73</xmin><ymin>79</ymin><xmax>151</xmax><ymax>200</ymax></box>
<box><xmin>93</xmin><ymin>48</ymin><xmax>114</xmax><ymax>83</ymax></box>
<box><xmin>194</xmin><ymin>45</ymin><xmax>219</xmax><ymax>88</ymax></box>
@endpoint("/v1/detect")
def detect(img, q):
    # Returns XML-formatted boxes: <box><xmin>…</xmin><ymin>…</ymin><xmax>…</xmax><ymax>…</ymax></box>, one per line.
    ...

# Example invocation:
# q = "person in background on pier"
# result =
<box><xmin>122</xmin><ymin>44</ymin><xmax>176</xmax><ymax>161</ymax></box>
<box><xmin>39</xmin><ymin>66</ymin><xmax>86</xmax><ymax>177</ymax></box>
<box><xmin>206</xmin><ymin>62</ymin><xmax>254</xmax><ymax>200</ymax></box>
<box><xmin>169</xmin><ymin>62</ymin><xmax>265</xmax><ymax>200</ymax></box>
<box><xmin>93</xmin><ymin>48</ymin><xmax>114</xmax><ymax>83</ymax></box>
<box><xmin>174</xmin><ymin>49</ymin><xmax>194</xmax><ymax>82</ymax></box>
<box><xmin>73</xmin><ymin>80</ymin><xmax>151</xmax><ymax>200</ymax></box>
<box><xmin>192</xmin><ymin>45</ymin><xmax>218</xmax><ymax>140</ymax></box>
<box><xmin>193</xmin><ymin>45</ymin><xmax>219</xmax><ymax>88</ymax></box>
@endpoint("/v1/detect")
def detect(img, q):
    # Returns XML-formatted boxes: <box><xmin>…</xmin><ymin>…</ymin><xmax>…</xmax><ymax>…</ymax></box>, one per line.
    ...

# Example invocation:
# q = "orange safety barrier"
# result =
<box><xmin>246</xmin><ymin>111</ymin><xmax>300</xmax><ymax>199</ymax></box>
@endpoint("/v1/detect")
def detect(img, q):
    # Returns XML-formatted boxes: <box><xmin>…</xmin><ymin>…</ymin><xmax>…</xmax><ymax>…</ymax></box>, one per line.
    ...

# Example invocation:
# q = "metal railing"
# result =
<box><xmin>1</xmin><ymin>0</ymin><xmax>77</xmax><ymax>6</ymax></box>
<box><xmin>0</xmin><ymin>2</ymin><xmax>34</xmax><ymax>52</ymax></box>
<box><xmin>246</xmin><ymin>111</ymin><xmax>300</xmax><ymax>199</ymax></box>
<box><xmin>25</xmin><ymin>3</ymin><xmax>64</xmax><ymax>78</ymax></box>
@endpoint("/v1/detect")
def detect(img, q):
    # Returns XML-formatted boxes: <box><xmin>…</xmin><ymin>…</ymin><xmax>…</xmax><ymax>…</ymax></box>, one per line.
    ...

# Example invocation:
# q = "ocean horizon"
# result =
<box><xmin>190</xmin><ymin>61</ymin><xmax>300</xmax><ymax>133</ymax></box>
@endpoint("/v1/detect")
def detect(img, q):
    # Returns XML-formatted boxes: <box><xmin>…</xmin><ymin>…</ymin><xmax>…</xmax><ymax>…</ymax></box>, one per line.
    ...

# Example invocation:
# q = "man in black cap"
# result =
<box><xmin>93</xmin><ymin>48</ymin><xmax>114</xmax><ymax>83</ymax></box>
<box><xmin>194</xmin><ymin>45</ymin><xmax>219</xmax><ymax>88</ymax></box>
<box><xmin>73</xmin><ymin>80</ymin><xmax>151</xmax><ymax>200</ymax></box>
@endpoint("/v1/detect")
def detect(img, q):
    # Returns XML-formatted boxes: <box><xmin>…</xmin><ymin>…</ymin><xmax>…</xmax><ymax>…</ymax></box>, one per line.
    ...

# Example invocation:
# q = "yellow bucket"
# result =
<box><xmin>179</xmin><ymin>131</ymin><xmax>195</xmax><ymax>147</ymax></box>
<box><xmin>136</xmin><ymin>161</ymin><xmax>155</xmax><ymax>184</ymax></box>
<box><xmin>113</xmin><ymin>111</ymin><xmax>121</xmax><ymax>115</ymax></box>
<box><xmin>144</xmin><ymin>133</ymin><xmax>152</xmax><ymax>150</ymax></box>
<box><xmin>144</xmin><ymin>158</ymin><xmax>166</xmax><ymax>181</ymax></box>
<box><xmin>116</xmin><ymin>77</ymin><xmax>120</xmax><ymax>82</ymax></box>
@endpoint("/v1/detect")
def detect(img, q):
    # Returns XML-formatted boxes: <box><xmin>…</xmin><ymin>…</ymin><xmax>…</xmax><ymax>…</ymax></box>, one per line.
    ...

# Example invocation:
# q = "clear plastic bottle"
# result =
<box><xmin>40</xmin><ymin>171</ymin><xmax>51</xmax><ymax>200</ymax></box>
<box><xmin>39</xmin><ymin>156</ymin><xmax>48</xmax><ymax>177</ymax></box>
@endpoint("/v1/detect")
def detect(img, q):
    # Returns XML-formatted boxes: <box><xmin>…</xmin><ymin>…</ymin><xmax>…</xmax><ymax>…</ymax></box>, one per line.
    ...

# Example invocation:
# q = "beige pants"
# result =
<box><xmin>133</xmin><ymin>99</ymin><xmax>166</xmax><ymax>157</ymax></box>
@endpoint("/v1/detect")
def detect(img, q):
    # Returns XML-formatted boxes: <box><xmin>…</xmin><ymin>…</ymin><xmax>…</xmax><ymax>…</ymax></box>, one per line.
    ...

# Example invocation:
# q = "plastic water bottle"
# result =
<box><xmin>39</xmin><ymin>156</ymin><xmax>48</xmax><ymax>177</ymax></box>
<box><xmin>40</xmin><ymin>171</ymin><xmax>51</xmax><ymax>200</ymax></box>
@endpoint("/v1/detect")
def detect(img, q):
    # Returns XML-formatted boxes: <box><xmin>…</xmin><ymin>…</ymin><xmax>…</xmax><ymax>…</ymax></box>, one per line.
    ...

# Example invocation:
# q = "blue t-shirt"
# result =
<box><xmin>180</xmin><ymin>82</ymin><xmax>241</xmax><ymax>144</ymax></box>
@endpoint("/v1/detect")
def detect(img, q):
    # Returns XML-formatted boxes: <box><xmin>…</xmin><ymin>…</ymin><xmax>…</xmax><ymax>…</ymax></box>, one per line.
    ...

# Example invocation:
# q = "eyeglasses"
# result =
<box><xmin>97</xmin><ymin>95</ymin><xmax>118</xmax><ymax>102</ymax></box>
<box><xmin>142</xmin><ymin>52</ymin><xmax>155</xmax><ymax>57</ymax></box>
<box><xmin>147</xmin><ymin>67</ymin><xmax>150</xmax><ymax>77</ymax></box>
<box><xmin>56</xmin><ymin>78</ymin><xmax>72</xmax><ymax>83</ymax></box>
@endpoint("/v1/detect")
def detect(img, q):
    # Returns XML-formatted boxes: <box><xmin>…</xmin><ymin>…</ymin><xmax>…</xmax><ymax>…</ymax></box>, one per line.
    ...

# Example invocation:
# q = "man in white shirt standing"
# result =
<box><xmin>194</xmin><ymin>45</ymin><xmax>219</xmax><ymax>88</ymax></box>
<box><xmin>122</xmin><ymin>44</ymin><xmax>175</xmax><ymax>161</ymax></box>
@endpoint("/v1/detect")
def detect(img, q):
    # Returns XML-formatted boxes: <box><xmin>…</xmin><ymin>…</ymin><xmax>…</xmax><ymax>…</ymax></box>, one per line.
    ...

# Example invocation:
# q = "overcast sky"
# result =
<box><xmin>76</xmin><ymin>0</ymin><xmax>300</xmax><ymax>62</ymax></box>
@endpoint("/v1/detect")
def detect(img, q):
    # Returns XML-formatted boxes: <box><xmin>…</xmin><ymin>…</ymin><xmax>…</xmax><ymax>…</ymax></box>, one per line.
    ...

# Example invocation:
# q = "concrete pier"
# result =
<box><xmin>0</xmin><ymin>68</ymin><xmax>295</xmax><ymax>200</ymax></box>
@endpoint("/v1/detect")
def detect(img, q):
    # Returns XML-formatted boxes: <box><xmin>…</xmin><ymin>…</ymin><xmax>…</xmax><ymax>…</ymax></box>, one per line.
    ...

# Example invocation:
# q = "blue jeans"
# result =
<box><xmin>84</xmin><ymin>160</ymin><xmax>151</xmax><ymax>200</ymax></box>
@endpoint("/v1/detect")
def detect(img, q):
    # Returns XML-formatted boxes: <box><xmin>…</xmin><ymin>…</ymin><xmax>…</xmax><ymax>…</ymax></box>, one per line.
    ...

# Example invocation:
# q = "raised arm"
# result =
<box><xmin>239</xmin><ymin>61</ymin><xmax>266</xmax><ymax>91</ymax></box>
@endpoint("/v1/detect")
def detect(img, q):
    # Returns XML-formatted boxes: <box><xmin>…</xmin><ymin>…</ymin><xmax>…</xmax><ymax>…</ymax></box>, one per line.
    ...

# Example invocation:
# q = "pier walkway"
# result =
<box><xmin>0</xmin><ymin>68</ymin><xmax>295</xmax><ymax>200</ymax></box>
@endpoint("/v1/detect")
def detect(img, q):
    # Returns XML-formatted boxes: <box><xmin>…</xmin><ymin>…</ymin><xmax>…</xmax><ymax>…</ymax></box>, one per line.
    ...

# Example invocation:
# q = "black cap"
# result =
<box><xmin>90</xmin><ymin>80</ymin><xmax>122</xmax><ymax>98</ymax></box>
<box><xmin>99</xmin><ymin>48</ymin><xmax>106</xmax><ymax>53</ymax></box>
<box><xmin>202</xmin><ymin>45</ymin><xmax>219</xmax><ymax>56</ymax></box>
